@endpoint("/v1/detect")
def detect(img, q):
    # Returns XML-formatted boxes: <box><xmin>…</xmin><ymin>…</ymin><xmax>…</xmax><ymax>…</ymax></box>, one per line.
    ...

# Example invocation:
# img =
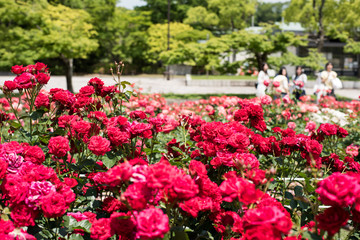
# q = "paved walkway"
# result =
<box><xmin>0</xmin><ymin>75</ymin><xmax>359</xmax><ymax>99</ymax></box>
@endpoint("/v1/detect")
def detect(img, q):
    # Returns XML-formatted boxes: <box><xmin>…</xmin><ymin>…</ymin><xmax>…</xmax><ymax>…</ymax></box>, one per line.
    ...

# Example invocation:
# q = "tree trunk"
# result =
<box><xmin>357</xmin><ymin>54</ymin><xmax>360</xmax><ymax>78</ymax></box>
<box><xmin>256</xmin><ymin>53</ymin><xmax>263</xmax><ymax>71</ymax></box>
<box><xmin>317</xmin><ymin>0</ymin><xmax>326</xmax><ymax>52</ymax></box>
<box><xmin>232</xmin><ymin>50</ymin><xmax>237</xmax><ymax>63</ymax></box>
<box><xmin>62</xmin><ymin>57</ymin><xmax>74</xmax><ymax>93</ymax></box>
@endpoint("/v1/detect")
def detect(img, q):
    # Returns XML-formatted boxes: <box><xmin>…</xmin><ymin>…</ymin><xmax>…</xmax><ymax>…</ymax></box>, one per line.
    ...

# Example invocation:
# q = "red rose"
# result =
<box><xmin>212</xmin><ymin>211</ymin><xmax>243</xmax><ymax>234</ymax></box>
<box><xmin>135</xmin><ymin>207</ymin><xmax>170</xmax><ymax>240</ymax></box>
<box><xmin>243</xmin><ymin>206</ymin><xmax>292</xmax><ymax>234</ymax></box>
<box><xmin>316</xmin><ymin>172</ymin><xmax>359</xmax><ymax>207</ymax></box>
<box><xmin>0</xmin><ymin>159</ymin><xmax>8</xmax><ymax>179</ymax></box>
<box><xmin>233</xmin><ymin>153</ymin><xmax>259</xmax><ymax>170</ymax></box>
<box><xmin>107</xmin><ymin>127</ymin><xmax>130</xmax><ymax>146</ymax></box>
<box><xmin>123</xmin><ymin>182</ymin><xmax>152</xmax><ymax>210</ymax></box>
<box><xmin>0</xmin><ymin>219</ymin><xmax>14</xmax><ymax>234</ymax></box>
<box><xmin>102</xmin><ymin>197</ymin><xmax>126</xmax><ymax>213</ymax></box>
<box><xmin>70</xmin><ymin>120</ymin><xmax>91</xmax><ymax>139</ymax></box>
<box><xmin>23</xmin><ymin>145</ymin><xmax>45</xmax><ymax>165</ymax></box>
<box><xmin>48</xmin><ymin>136</ymin><xmax>70</xmax><ymax>158</ymax></box>
<box><xmin>34</xmin><ymin>62</ymin><xmax>47</xmax><ymax>72</ymax></box>
<box><xmin>88</xmin><ymin>136</ymin><xmax>111</xmax><ymax>156</ymax></box>
<box><xmin>52</xmin><ymin>90</ymin><xmax>75</xmax><ymax>108</ymax></box>
<box><xmin>170</xmin><ymin>174</ymin><xmax>199</xmax><ymax>200</ymax></box>
<box><xmin>130</xmin><ymin>110</ymin><xmax>147</xmax><ymax>120</ymax></box>
<box><xmin>219</xmin><ymin>177</ymin><xmax>258</xmax><ymax>205</ymax></box>
<box><xmin>234</xmin><ymin>109</ymin><xmax>249</xmax><ymax>122</ymax></box>
<box><xmin>243</xmin><ymin>225</ymin><xmax>281</xmax><ymax>240</ymax></box>
<box><xmin>146</xmin><ymin>162</ymin><xmax>178</xmax><ymax>189</ymax></box>
<box><xmin>11</xmin><ymin>65</ymin><xmax>24</xmax><ymax>75</ymax></box>
<box><xmin>129</xmin><ymin>122</ymin><xmax>153</xmax><ymax>139</ymax></box>
<box><xmin>41</xmin><ymin>192</ymin><xmax>68</xmax><ymax>218</ymax></box>
<box><xmin>88</xmin><ymin>77</ymin><xmax>104</xmax><ymax>93</ymax></box>
<box><xmin>35</xmin><ymin>72</ymin><xmax>50</xmax><ymax>84</ymax></box>
<box><xmin>189</xmin><ymin>160</ymin><xmax>207</xmax><ymax>178</ymax></box>
<box><xmin>3</xmin><ymin>81</ymin><xmax>18</xmax><ymax>91</ymax></box>
<box><xmin>79</xmin><ymin>85</ymin><xmax>95</xmax><ymax>97</ymax></box>
<box><xmin>14</xmin><ymin>72</ymin><xmax>35</xmax><ymax>89</ymax></box>
<box><xmin>34</xmin><ymin>93</ymin><xmax>50</xmax><ymax>109</ymax></box>
<box><xmin>10</xmin><ymin>204</ymin><xmax>38</xmax><ymax>227</ymax></box>
<box><xmin>228</xmin><ymin>133</ymin><xmax>250</xmax><ymax>150</ymax></box>
<box><xmin>90</xmin><ymin>218</ymin><xmax>112</xmax><ymax>240</ymax></box>
<box><xmin>316</xmin><ymin>207</ymin><xmax>349</xmax><ymax>236</ymax></box>
<box><xmin>110</xmin><ymin>212</ymin><xmax>136</xmax><ymax>237</ymax></box>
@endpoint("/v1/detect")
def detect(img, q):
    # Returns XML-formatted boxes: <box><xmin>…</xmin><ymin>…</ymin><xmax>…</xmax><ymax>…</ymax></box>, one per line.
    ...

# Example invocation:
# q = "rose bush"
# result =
<box><xmin>0</xmin><ymin>62</ymin><xmax>358</xmax><ymax>239</ymax></box>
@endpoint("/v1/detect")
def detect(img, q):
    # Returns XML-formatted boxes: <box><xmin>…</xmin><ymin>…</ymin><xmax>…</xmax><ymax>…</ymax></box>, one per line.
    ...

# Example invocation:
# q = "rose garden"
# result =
<box><xmin>0</xmin><ymin>62</ymin><xmax>358</xmax><ymax>240</ymax></box>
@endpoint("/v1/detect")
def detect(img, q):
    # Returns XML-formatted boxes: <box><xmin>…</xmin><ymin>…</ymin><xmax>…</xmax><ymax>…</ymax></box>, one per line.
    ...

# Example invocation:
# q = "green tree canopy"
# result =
<box><xmin>146</xmin><ymin>22</ymin><xmax>211</xmax><ymax>64</ymax></box>
<box><xmin>229</xmin><ymin>24</ymin><xmax>307</xmax><ymax>69</ymax></box>
<box><xmin>255</xmin><ymin>2</ymin><xmax>284</xmax><ymax>25</ymax></box>
<box><xmin>0</xmin><ymin>0</ymin><xmax>98</xmax><ymax>91</ymax></box>
<box><xmin>283</xmin><ymin>0</ymin><xmax>336</xmax><ymax>51</ymax></box>
<box><xmin>185</xmin><ymin>0</ymin><xmax>256</xmax><ymax>33</ymax></box>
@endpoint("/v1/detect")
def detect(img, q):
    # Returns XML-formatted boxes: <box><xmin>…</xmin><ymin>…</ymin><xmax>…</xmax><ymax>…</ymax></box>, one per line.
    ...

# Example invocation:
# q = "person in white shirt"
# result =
<box><xmin>314</xmin><ymin>62</ymin><xmax>341</xmax><ymax>103</ymax></box>
<box><xmin>291</xmin><ymin>66</ymin><xmax>307</xmax><ymax>100</ymax></box>
<box><xmin>273</xmin><ymin>66</ymin><xmax>289</xmax><ymax>99</ymax></box>
<box><xmin>256</xmin><ymin>63</ymin><xmax>270</xmax><ymax>97</ymax></box>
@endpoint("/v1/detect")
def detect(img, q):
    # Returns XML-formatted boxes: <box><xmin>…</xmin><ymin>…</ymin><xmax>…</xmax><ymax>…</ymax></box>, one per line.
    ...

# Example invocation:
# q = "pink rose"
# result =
<box><xmin>136</xmin><ymin>208</ymin><xmax>170</xmax><ymax>239</ymax></box>
<box><xmin>88</xmin><ymin>136</ymin><xmax>111</xmax><ymax>156</ymax></box>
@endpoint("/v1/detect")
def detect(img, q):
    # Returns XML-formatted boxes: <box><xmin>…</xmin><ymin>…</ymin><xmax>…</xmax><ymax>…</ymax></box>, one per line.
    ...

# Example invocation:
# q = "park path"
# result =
<box><xmin>0</xmin><ymin>75</ymin><xmax>358</xmax><ymax>99</ymax></box>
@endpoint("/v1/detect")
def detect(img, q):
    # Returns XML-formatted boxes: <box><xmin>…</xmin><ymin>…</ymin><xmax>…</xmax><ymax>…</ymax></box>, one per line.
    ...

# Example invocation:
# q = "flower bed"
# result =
<box><xmin>0</xmin><ymin>62</ymin><xmax>359</xmax><ymax>240</ymax></box>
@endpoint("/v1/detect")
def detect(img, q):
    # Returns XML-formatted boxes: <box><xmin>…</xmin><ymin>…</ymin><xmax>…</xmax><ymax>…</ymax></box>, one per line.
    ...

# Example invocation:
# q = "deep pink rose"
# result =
<box><xmin>136</xmin><ymin>208</ymin><xmax>170</xmax><ymax>239</ymax></box>
<box><xmin>88</xmin><ymin>136</ymin><xmax>111</xmax><ymax>156</ymax></box>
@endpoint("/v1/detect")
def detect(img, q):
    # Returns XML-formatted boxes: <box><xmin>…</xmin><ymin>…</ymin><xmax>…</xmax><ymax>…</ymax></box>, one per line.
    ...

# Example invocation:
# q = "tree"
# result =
<box><xmin>0</xmin><ymin>0</ymin><xmax>45</xmax><ymax>68</ymax></box>
<box><xmin>159</xmin><ymin>37</ymin><xmax>230</xmax><ymax>75</ymax></box>
<box><xmin>283</xmin><ymin>0</ymin><xmax>336</xmax><ymax>51</ymax></box>
<box><xmin>138</xmin><ymin>0</ymin><xmax>207</xmax><ymax>24</ymax></box>
<box><xmin>103</xmin><ymin>7</ymin><xmax>152</xmax><ymax>73</ymax></box>
<box><xmin>229</xmin><ymin>24</ymin><xmax>307</xmax><ymax>70</ymax></box>
<box><xmin>185</xmin><ymin>0</ymin><xmax>256</xmax><ymax>33</ymax></box>
<box><xmin>0</xmin><ymin>1</ymin><xmax>98</xmax><ymax>91</ymax></box>
<box><xmin>268</xmin><ymin>49</ymin><xmax>327</xmax><ymax>71</ymax></box>
<box><xmin>39</xmin><ymin>4</ymin><xmax>98</xmax><ymax>92</ymax></box>
<box><xmin>255</xmin><ymin>2</ymin><xmax>284</xmax><ymax>25</ymax></box>
<box><xmin>146</xmin><ymin>22</ymin><xmax>210</xmax><ymax>64</ymax></box>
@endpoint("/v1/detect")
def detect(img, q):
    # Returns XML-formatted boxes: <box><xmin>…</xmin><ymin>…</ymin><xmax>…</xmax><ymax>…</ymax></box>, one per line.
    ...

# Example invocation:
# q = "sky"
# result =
<box><xmin>118</xmin><ymin>0</ymin><xmax>288</xmax><ymax>9</ymax></box>
<box><xmin>118</xmin><ymin>0</ymin><xmax>145</xmax><ymax>9</ymax></box>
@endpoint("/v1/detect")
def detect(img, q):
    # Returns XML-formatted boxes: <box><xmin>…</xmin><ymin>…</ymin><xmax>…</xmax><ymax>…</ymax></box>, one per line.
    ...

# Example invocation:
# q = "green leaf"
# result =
<box><xmin>285</xmin><ymin>191</ymin><xmax>294</xmax><ymax>200</ymax></box>
<box><xmin>9</xmin><ymin>121</ymin><xmax>22</xmax><ymax>129</ymax></box>
<box><xmin>301</xmin><ymin>231</ymin><xmax>323</xmax><ymax>240</ymax></box>
<box><xmin>294</xmin><ymin>186</ymin><xmax>303</xmax><ymax>197</ymax></box>
<box><xmin>30</xmin><ymin>110</ymin><xmax>45</xmax><ymax>120</ymax></box>
<box><xmin>290</xmin><ymin>199</ymin><xmax>297</xmax><ymax>209</ymax></box>
<box><xmin>298</xmin><ymin>201</ymin><xmax>309</xmax><ymax>210</ymax></box>
<box><xmin>102</xmin><ymin>157</ymin><xmax>117</xmax><ymax>169</ymax></box>
<box><xmin>69</xmin><ymin>234</ymin><xmax>85</xmax><ymax>240</ymax></box>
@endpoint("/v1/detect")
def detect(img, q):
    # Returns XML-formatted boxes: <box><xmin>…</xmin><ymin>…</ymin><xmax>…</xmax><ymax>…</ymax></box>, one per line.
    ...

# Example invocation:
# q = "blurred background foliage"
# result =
<box><xmin>1</xmin><ymin>0</ymin><xmax>360</xmax><ymax>79</ymax></box>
